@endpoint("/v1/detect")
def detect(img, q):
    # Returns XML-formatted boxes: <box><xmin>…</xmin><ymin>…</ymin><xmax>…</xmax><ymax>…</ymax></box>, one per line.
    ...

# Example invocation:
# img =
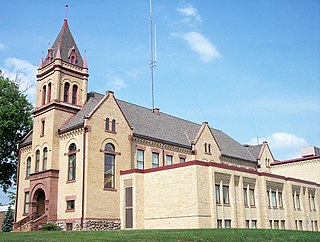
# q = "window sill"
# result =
<box><xmin>224</xmin><ymin>203</ymin><xmax>231</xmax><ymax>207</ymax></box>
<box><xmin>25</xmin><ymin>176</ymin><xmax>30</xmax><ymax>180</ymax></box>
<box><xmin>23</xmin><ymin>213</ymin><xmax>29</xmax><ymax>216</ymax></box>
<box><xmin>103</xmin><ymin>188</ymin><xmax>117</xmax><ymax>192</ymax></box>
<box><xmin>250</xmin><ymin>205</ymin><xmax>256</xmax><ymax>208</ymax></box>
<box><xmin>40</xmin><ymin>134</ymin><xmax>44</xmax><ymax>138</ymax></box>
<box><xmin>205</xmin><ymin>152</ymin><xmax>212</xmax><ymax>155</ymax></box>
<box><xmin>66</xmin><ymin>179</ymin><xmax>76</xmax><ymax>184</ymax></box>
<box><xmin>65</xmin><ymin>209</ymin><xmax>75</xmax><ymax>213</ymax></box>
<box><xmin>105</xmin><ymin>130</ymin><xmax>117</xmax><ymax>134</ymax></box>
<box><xmin>216</xmin><ymin>203</ymin><xmax>222</xmax><ymax>206</ymax></box>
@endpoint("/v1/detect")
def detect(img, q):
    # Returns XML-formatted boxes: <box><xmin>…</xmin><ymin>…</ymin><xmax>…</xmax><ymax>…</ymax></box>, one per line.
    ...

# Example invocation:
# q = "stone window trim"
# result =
<box><xmin>103</xmin><ymin>187</ymin><xmax>118</xmax><ymax>192</ymax></box>
<box><xmin>99</xmin><ymin>149</ymin><xmax>121</xmax><ymax>156</ymax></box>
<box><xmin>136</xmin><ymin>145</ymin><xmax>146</xmax><ymax>151</ymax></box>
<box><xmin>65</xmin><ymin>195</ymin><xmax>76</xmax><ymax>201</ymax></box>
<box><xmin>178</xmin><ymin>154</ymin><xmax>187</xmax><ymax>159</ymax></box>
<box><xmin>151</xmin><ymin>148</ymin><xmax>161</xmax><ymax>153</ymax></box>
<box><xmin>64</xmin><ymin>149</ymin><xmax>80</xmax><ymax>156</ymax></box>
<box><xmin>105</xmin><ymin>129</ymin><xmax>117</xmax><ymax>134</ymax></box>
<box><xmin>164</xmin><ymin>151</ymin><xmax>174</xmax><ymax>156</ymax></box>
<box><xmin>66</xmin><ymin>179</ymin><xmax>76</xmax><ymax>184</ymax></box>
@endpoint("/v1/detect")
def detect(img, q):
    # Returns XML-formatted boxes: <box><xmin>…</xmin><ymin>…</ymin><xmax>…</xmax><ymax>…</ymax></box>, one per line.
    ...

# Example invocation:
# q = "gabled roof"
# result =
<box><xmin>43</xmin><ymin>19</ymin><xmax>83</xmax><ymax>67</ymax></box>
<box><xmin>18</xmin><ymin>130</ymin><xmax>33</xmax><ymax>148</ymax></box>
<box><xmin>59</xmin><ymin>91</ymin><xmax>256</xmax><ymax>162</ymax></box>
<box><xmin>245</xmin><ymin>144</ymin><xmax>263</xmax><ymax>160</ymax></box>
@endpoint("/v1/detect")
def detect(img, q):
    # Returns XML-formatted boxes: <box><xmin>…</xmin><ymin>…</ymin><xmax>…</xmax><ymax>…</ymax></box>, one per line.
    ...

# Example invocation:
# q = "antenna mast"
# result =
<box><xmin>150</xmin><ymin>0</ymin><xmax>157</xmax><ymax>110</ymax></box>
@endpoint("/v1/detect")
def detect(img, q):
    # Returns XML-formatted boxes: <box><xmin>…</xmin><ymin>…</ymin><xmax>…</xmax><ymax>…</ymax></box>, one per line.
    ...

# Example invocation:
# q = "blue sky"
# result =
<box><xmin>0</xmin><ymin>1</ymin><xmax>319</xmax><ymax>202</ymax></box>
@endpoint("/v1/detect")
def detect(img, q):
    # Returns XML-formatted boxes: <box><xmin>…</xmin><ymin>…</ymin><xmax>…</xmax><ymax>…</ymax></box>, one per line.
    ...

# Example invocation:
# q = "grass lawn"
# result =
<box><xmin>0</xmin><ymin>229</ymin><xmax>319</xmax><ymax>242</ymax></box>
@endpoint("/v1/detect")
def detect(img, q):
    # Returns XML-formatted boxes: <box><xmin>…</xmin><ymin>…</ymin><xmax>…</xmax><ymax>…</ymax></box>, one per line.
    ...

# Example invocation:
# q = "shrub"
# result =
<box><xmin>2</xmin><ymin>206</ymin><xmax>13</xmax><ymax>232</ymax></box>
<box><xmin>41</xmin><ymin>223</ymin><xmax>62</xmax><ymax>231</ymax></box>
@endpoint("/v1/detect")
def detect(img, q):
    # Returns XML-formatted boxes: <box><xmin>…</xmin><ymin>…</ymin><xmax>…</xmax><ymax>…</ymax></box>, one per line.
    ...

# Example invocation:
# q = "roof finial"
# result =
<box><xmin>83</xmin><ymin>50</ymin><xmax>88</xmax><ymax>68</ymax></box>
<box><xmin>65</xmin><ymin>4</ymin><xmax>69</xmax><ymax>20</ymax></box>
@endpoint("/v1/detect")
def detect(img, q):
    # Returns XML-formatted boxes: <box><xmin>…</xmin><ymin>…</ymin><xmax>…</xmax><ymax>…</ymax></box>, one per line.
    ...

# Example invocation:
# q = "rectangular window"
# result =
<box><xmin>296</xmin><ymin>194</ymin><xmax>300</xmax><ymax>210</ymax></box>
<box><xmin>252</xmin><ymin>220</ymin><xmax>257</xmax><ymax>229</ymax></box>
<box><xmin>223</xmin><ymin>185</ymin><xmax>229</xmax><ymax>204</ymax></box>
<box><xmin>41</xmin><ymin>120</ymin><xmax>45</xmax><ymax>136</ymax></box>
<box><xmin>281</xmin><ymin>220</ymin><xmax>285</xmax><ymax>230</ymax></box>
<box><xmin>295</xmin><ymin>220</ymin><xmax>298</xmax><ymax>230</ymax></box>
<box><xmin>267</xmin><ymin>191</ymin><xmax>270</xmax><ymax>207</ymax></box>
<box><xmin>152</xmin><ymin>152</ymin><xmax>159</xmax><ymax>168</ymax></box>
<box><xmin>35</xmin><ymin>151</ymin><xmax>40</xmax><ymax>172</ymax></box>
<box><xmin>215</xmin><ymin>184</ymin><xmax>220</xmax><ymax>204</ymax></box>
<box><xmin>293</xmin><ymin>194</ymin><xmax>296</xmax><ymax>210</ymax></box>
<box><xmin>66</xmin><ymin>200</ymin><xmax>75</xmax><ymax>211</ymax></box>
<box><xmin>249</xmin><ymin>189</ymin><xmax>255</xmax><ymax>206</ymax></box>
<box><xmin>66</xmin><ymin>223</ymin><xmax>73</xmax><ymax>231</ymax></box>
<box><xmin>68</xmin><ymin>154</ymin><xmax>76</xmax><ymax>181</ymax></box>
<box><xmin>125</xmin><ymin>187</ymin><xmax>133</xmax><ymax>229</ymax></box>
<box><xmin>246</xmin><ymin>220</ymin><xmax>249</xmax><ymax>229</ymax></box>
<box><xmin>299</xmin><ymin>220</ymin><xmax>303</xmax><ymax>230</ymax></box>
<box><xmin>274</xmin><ymin>220</ymin><xmax>279</xmax><ymax>229</ymax></box>
<box><xmin>278</xmin><ymin>192</ymin><xmax>283</xmax><ymax>208</ymax></box>
<box><xmin>243</xmin><ymin>189</ymin><xmax>248</xmax><ymax>206</ymax></box>
<box><xmin>315</xmin><ymin>221</ymin><xmax>318</xmax><ymax>231</ymax></box>
<box><xmin>217</xmin><ymin>220</ymin><xmax>222</xmax><ymax>228</ymax></box>
<box><xmin>24</xmin><ymin>192</ymin><xmax>29</xmax><ymax>214</ymax></box>
<box><xmin>137</xmin><ymin>150</ymin><xmax>144</xmax><ymax>170</ymax></box>
<box><xmin>165</xmin><ymin>155</ymin><xmax>173</xmax><ymax>165</ymax></box>
<box><xmin>179</xmin><ymin>157</ymin><xmax>186</xmax><ymax>163</ymax></box>
<box><xmin>310</xmin><ymin>195</ymin><xmax>316</xmax><ymax>211</ymax></box>
<box><xmin>271</xmin><ymin>191</ymin><xmax>277</xmax><ymax>208</ymax></box>
<box><xmin>225</xmin><ymin>220</ymin><xmax>231</xmax><ymax>228</ymax></box>
<box><xmin>270</xmin><ymin>220</ymin><xmax>273</xmax><ymax>229</ymax></box>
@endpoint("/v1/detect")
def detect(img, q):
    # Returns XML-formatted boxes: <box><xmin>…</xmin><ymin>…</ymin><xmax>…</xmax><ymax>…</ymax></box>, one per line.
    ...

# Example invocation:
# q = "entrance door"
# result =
<box><xmin>36</xmin><ymin>189</ymin><xmax>46</xmax><ymax>217</ymax></box>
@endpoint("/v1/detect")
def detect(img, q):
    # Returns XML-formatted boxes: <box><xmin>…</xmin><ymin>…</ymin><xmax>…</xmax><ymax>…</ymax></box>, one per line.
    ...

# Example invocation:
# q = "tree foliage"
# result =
<box><xmin>0</xmin><ymin>70</ymin><xmax>33</xmax><ymax>192</ymax></box>
<box><xmin>2</xmin><ymin>206</ymin><xmax>13</xmax><ymax>232</ymax></box>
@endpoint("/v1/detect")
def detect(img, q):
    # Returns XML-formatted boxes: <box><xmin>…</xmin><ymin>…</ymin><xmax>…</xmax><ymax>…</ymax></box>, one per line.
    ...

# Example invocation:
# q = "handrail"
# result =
<box><xmin>17</xmin><ymin>212</ymin><xmax>37</xmax><ymax>228</ymax></box>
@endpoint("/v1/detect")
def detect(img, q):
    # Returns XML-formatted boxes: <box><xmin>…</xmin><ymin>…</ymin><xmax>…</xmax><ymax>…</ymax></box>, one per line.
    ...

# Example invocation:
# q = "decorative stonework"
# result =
<box><xmin>84</xmin><ymin>219</ymin><xmax>121</xmax><ymax>230</ymax></box>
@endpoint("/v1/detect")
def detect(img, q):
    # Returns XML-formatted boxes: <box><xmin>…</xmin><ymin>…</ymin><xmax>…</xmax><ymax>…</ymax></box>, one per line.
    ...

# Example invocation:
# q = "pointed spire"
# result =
<box><xmin>65</xmin><ymin>4</ymin><xmax>69</xmax><ymax>20</ymax></box>
<box><xmin>55</xmin><ymin>41</ymin><xmax>62</xmax><ymax>59</ymax></box>
<box><xmin>38</xmin><ymin>56</ymin><xmax>43</xmax><ymax>69</ymax></box>
<box><xmin>83</xmin><ymin>50</ymin><xmax>88</xmax><ymax>68</ymax></box>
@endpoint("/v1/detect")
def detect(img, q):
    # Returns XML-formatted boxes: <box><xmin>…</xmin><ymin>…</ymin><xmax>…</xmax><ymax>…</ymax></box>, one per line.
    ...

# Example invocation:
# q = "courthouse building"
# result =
<box><xmin>14</xmin><ymin>17</ymin><xmax>319</xmax><ymax>232</ymax></box>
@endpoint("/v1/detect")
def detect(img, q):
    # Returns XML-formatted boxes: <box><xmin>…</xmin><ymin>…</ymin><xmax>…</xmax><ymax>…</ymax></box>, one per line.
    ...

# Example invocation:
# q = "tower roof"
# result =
<box><xmin>43</xmin><ymin>19</ymin><xmax>83</xmax><ymax>67</ymax></box>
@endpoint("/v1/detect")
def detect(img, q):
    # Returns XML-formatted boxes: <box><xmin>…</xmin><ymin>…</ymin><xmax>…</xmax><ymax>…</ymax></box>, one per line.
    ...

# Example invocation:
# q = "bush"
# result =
<box><xmin>2</xmin><ymin>206</ymin><xmax>13</xmax><ymax>232</ymax></box>
<box><xmin>41</xmin><ymin>223</ymin><xmax>62</xmax><ymax>231</ymax></box>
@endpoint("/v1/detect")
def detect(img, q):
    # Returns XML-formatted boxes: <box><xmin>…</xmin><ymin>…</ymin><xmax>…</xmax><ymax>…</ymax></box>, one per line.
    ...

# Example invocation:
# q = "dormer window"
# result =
<box><xmin>45</xmin><ymin>48</ymin><xmax>54</xmax><ymax>65</ymax></box>
<box><xmin>68</xmin><ymin>46</ymin><xmax>77</xmax><ymax>64</ymax></box>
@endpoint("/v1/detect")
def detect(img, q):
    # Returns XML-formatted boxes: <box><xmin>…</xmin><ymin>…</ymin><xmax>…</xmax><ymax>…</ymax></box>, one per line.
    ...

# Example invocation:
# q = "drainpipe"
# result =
<box><xmin>14</xmin><ymin>144</ymin><xmax>21</xmax><ymax>225</ymax></box>
<box><xmin>80</xmin><ymin>125</ymin><xmax>88</xmax><ymax>230</ymax></box>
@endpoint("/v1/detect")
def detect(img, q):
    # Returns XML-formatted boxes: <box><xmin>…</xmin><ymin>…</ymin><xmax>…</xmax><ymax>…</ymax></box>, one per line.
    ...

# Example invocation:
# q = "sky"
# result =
<box><xmin>0</xmin><ymin>1</ymin><xmax>319</xmax><ymax>202</ymax></box>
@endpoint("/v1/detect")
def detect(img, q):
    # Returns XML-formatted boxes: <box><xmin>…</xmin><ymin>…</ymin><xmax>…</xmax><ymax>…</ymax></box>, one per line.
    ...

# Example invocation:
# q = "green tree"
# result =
<box><xmin>2</xmin><ymin>206</ymin><xmax>13</xmax><ymax>232</ymax></box>
<box><xmin>0</xmin><ymin>70</ymin><xmax>33</xmax><ymax>192</ymax></box>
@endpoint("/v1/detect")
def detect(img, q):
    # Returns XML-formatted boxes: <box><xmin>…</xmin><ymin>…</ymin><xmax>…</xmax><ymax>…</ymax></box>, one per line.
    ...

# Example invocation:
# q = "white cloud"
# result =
<box><xmin>106</xmin><ymin>74</ymin><xmax>126</xmax><ymax>91</ymax></box>
<box><xmin>249</xmin><ymin>132</ymin><xmax>307</xmax><ymax>149</ymax></box>
<box><xmin>181</xmin><ymin>32</ymin><xmax>221</xmax><ymax>62</ymax></box>
<box><xmin>1</xmin><ymin>58</ymin><xmax>37</xmax><ymax>104</ymax></box>
<box><xmin>177</xmin><ymin>5</ymin><xmax>201</xmax><ymax>24</ymax></box>
<box><xmin>0</xmin><ymin>43</ymin><xmax>7</xmax><ymax>51</ymax></box>
<box><xmin>127</xmin><ymin>69</ymin><xmax>142</xmax><ymax>79</ymax></box>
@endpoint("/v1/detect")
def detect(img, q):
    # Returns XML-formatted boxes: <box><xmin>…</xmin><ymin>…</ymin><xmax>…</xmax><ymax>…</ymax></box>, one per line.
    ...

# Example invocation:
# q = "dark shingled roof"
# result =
<box><xmin>246</xmin><ymin>144</ymin><xmax>263</xmax><ymax>160</ymax></box>
<box><xmin>19</xmin><ymin>130</ymin><xmax>33</xmax><ymax>148</ymax></box>
<box><xmin>59</xmin><ymin>91</ymin><xmax>257</xmax><ymax>162</ymax></box>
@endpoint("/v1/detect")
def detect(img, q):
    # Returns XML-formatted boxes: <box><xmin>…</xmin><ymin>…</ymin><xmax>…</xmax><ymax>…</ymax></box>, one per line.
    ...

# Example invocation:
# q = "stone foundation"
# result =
<box><xmin>53</xmin><ymin>219</ymin><xmax>121</xmax><ymax>231</ymax></box>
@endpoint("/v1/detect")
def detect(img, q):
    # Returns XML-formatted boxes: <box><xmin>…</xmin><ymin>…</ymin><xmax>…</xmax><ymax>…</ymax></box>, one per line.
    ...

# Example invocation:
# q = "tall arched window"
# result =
<box><xmin>42</xmin><ymin>85</ymin><xmax>46</xmax><ymax>105</ymax></box>
<box><xmin>48</xmin><ymin>82</ymin><xmax>52</xmax><ymax>103</ymax></box>
<box><xmin>35</xmin><ymin>150</ymin><xmax>40</xmax><ymax>172</ymax></box>
<box><xmin>204</xmin><ymin>143</ymin><xmax>207</xmax><ymax>153</ymax></box>
<box><xmin>72</xmin><ymin>85</ymin><xmax>78</xmax><ymax>105</ymax></box>
<box><xmin>68</xmin><ymin>143</ymin><xmax>77</xmax><ymax>181</ymax></box>
<box><xmin>64</xmin><ymin>82</ymin><xmax>70</xmax><ymax>103</ymax></box>
<box><xmin>43</xmin><ymin>147</ymin><xmax>48</xmax><ymax>170</ymax></box>
<box><xmin>208</xmin><ymin>144</ymin><xmax>211</xmax><ymax>154</ymax></box>
<box><xmin>104</xmin><ymin>143</ymin><xmax>115</xmax><ymax>189</ymax></box>
<box><xmin>105</xmin><ymin>118</ymin><xmax>110</xmax><ymax>130</ymax></box>
<box><xmin>112</xmin><ymin>119</ymin><xmax>116</xmax><ymax>132</ymax></box>
<box><xmin>26</xmin><ymin>157</ymin><xmax>31</xmax><ymax>177</ymax></box>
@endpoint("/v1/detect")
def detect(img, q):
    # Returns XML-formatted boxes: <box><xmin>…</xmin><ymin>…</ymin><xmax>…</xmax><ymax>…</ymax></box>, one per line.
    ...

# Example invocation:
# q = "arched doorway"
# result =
<box><xmin>34</xmin><ymin>189</ymin><xmax>46</xmax><ymax>218</ymax></box>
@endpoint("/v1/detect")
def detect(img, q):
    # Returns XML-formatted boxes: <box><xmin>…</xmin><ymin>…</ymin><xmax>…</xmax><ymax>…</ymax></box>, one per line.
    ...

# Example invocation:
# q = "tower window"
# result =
<box><xmin>72</xmin><ymin>85</ymin><xmax>78</xmax><ymax>105</ymax></box>
<box><xmin>42</xmin><ymin>85</ymin><xmax>46</xmax><ymax>105</ymax></box>
<box><xmin>204</xmin><ymin>143</ymin><xmax>207</xmax><ymax>153</ymax></box>
<box><xmin>43</xmin><ymin>147</ymin><xmax>48</xmax><ymax>170</ymax></box>
<box><xmin>35</xmin><ymin>150</ymin><xmax>40</xmax><ymax>172</ymax></box>
<box><xmin>48</xmin><ymin>82</ymin><xmax>52</xmax><ymax>103</ymax></box>
<box><xmin>64</xmin><ymin>82</ymin><xmax>70</xmax><ymax>102</ymax></box>
<box><xmin>112</xmin><ymin>119</ymin><xmax>116</xmax><ymax>132</ymax></box>
<box><xmin>26</xmin><ymin>157</ymin><xmax>31</xmax><ymax>177</ymax></box>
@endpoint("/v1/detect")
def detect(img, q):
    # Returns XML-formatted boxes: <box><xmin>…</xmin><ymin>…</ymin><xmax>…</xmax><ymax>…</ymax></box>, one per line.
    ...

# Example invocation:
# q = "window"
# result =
<box><xmin>295</xmin><ymin>220</ymin><xmax>298</xmax><ymax>230</ymax></box>
<box><xmin>152</xmin><ymin>153</ymin><xmax>159</xmax><ymax>168</ymax></box>
<box><xmin>204</xmin><ymin>143</ymin><xmax>207</xmax><ymax>153</ymax></box>
<box><xmin>42</xmin><ymin>85</ymin><xmax>46</xmax><ymax>105</ymax></box>
<box><xmin>35</xmin><ymin>150</ymin><xmax>40</xmax><ymax>172</ymax></box>
<box><xmin>215</xmin><ymin>184</ymin><xmax>221</xmax><ymax>204</ymax></box>
<box><xmin>48</xmin><ymin>82</ymin><xmax>51</xmax><ymax>103</ymax></box>
<box><xmin>105</xmin><ymin>118</ymin><xmax>109</xmax><ymax>130</ymax></box>
<box><xmin>315</xmin><ymin>221</ymin><xmax>318</xmax><ymax>231</ymax></box>
<box><xmin>125</xmin><ymin>187</ymin><xmax>133</xmax><ymax>228</ymax></box>
<box><xmin>26</xmin><ymin>157</ymin><xmax>31</xmax><ymax>177</ymax></box>
<box><xmin>246</xmin><ymin>220</ymin><xmax>249</xmax><ymax>229</ymax></box>
<box><xmin>64</xmin><ymin>82</ymin><xmax>70</xmax><ymax>102</ymax></box>
<box><xmin>72</xmin><ymin>85</ymin><xmax>78</xmax><ymax>105</ymax></box>
<box><xmin>293</xmin><ymin>194</ymin><xmax>296</xmax><ymax>209</ymax></box>
<box><xmin>66</xmin><ymin>223</ymin><xmax>73</xmax><ymax>231</ymax></box>
<box><xmin>296</xmin><ymin>194</ymin><xmax>300</xmax><ymax>210</ymax></box>
<box><xmin>179</xmin><ymin>157</ymin><xmax>186</xmax><ymax>163</ymax></box>
<box><xmin>66</xmin><ymin>200</ymin><xmax>75</xmax><ymax>211</ymax></box>
<box><xmin>270</xmin><ymin>220</ymin><xmax>273</xmax><ymax>229</ymax></box>
<box><xmin>271</xmin><ymin>191</ymin><xmax>277</xmax><ymax>208</ymax></box>
<box><xmin>217</xmin><ymin>220</ymin><xmax>222</xmax><ymax>228</ymax></box>
<box><xmin>267</xmin><ymin>191</ymin><xmax>270</xmax><ymax>207</ymax></box>
<box><xmin>225</xmin><ymin>220</ymin><xmax>231</xmax><ymax>228</ymax></box>
<box><xmin>43</xmin><ymin>147</ymin><xmax>48</xmax><ymax>170</ymax></box>
<box><xmin>252</xmin><ymin>220</ymin><xmax>257</xmax><ymax>229</ymax></box>
<box><xmin>68</xmin><ymin>143</ymin><xmax>76</xmax><ymax>181</ymax></box>
<box><xmin>274</xmin><ymin>220</ymin><xmax>279</xmax><ymax>229</ymax></box>
<box><xmin>104</xmin><ymin>143</ymin><xmax>115</xmax><ymax>188</ymax></box>
<box><xmin>223</xmin><ymin>185</ymin><xmax>229</xmax><ymax>204</ymax></box>
<box><xmin>165</xmin><ymin>155</ymin><xmax>173</xmax><ymax>165</ymax></box>
<box><xmin>243</xmin><ymin>189</ymin><xmax>248</xmax><ymax>206</ymax></box>
<box><xmin>41</xmin><ymin>120</ymin><xmax>45</xmax><ymax>136</ymax></box>
<box><xmin>111</xmin><ymin>119</ymin><xmax>116</xmax><ymax>132</ymax></box>
<box><xmin>24</xmin><ymin>192</ymin><xmax>29</xmax><ymax>214</ymax></box>
<box><xmin>310</xmin><ymin>195</ymin><xmax>316</xmax><ymax>211</ymax></box>
<box><xmin>278</xmin><ymin>192</ymin><xmax>283</xmax><ymax>208</ymax></box>
<box><xmin>299</xmin><ymin>220</ymin><xmax>303</xmax><ymax>230</ymax></box>
<box><xmin>208</xmin><ymin>144</ymin><xmax>211</xmax><ymax>154</ymax></box>
<box><xmin>249</xmin><ymin>189</ymin><xmax>255</xmax><ymax>206</ymax></box>
<box><xmin>137</xmin><ymin>150</ymin><xmax>144</xmax><ymax>169</ymax></box>
<box><xmin>281</xmin><ymin>220</ymin><xmax>285</xmax><ymax>230</ymax></box>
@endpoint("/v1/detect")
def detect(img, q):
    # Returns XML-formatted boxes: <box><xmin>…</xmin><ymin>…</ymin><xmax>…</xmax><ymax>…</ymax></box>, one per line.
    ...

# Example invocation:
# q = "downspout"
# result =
<box><xmin>80</xmin><ymin>125</ymin><xmax>88</xmax><ymax>230</ymax></box>
<box><xmin>14</xmin><ymin>144</ymin><xmax>21</xmax><ymax>225</ymax></box>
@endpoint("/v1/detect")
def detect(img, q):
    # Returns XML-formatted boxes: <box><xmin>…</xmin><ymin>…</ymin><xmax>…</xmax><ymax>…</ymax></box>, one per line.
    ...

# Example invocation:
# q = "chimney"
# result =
<box><xmin>152</xmin><ymin>108</ymin><xmax>160</xmax><ymax>115</ymax></box>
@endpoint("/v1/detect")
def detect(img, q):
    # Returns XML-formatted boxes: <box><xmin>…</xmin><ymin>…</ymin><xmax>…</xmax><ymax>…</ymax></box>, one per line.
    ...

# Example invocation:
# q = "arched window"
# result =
<box><xmin>26</xmin><ymin>157</ymin><xmax>31</xmax><ymax>177</ymax></box>
<box><xmin>35</xmin><ymin>150</ymin><xmax>40</xmax><ymax>172</ymax></box>
<box><xmin>48</xmin><ymin>82</ymin><xmax>52</xmax><ymax>103</ymax></box>
<box><xmin>43</xmin><ymin>147</ymin><xmax>48</xmax><ymax>170</ymax></box>
<box><xmin>104</xmin><ymin>143</ymin><xmax>115</xmax><ymax>189</ymax></box>
<box><xmin>204</xmin><ymin>143</ymin><xmax>207</xmax><ymax>153</ymax></box>
<box><xmin>105</xmin><ymin>118</ymin><xmax>109</xmax><ymax>130</ymax></box>
<box><xmin>208</xmin><ymin>144</ymin><xmax>211</xmax><ymax>154</ymax></box>
<box><xmin>42</xmin><ymin>85</ymin><xmax>46</xmax><ymax>105</ymax></box>
<box><xmin>72</xmin><ymin>85</ymin><xmax>78</xmax><ymax>105</ymax></box>
<box><xmin>112</xmin><ymin>119</ymin><xmax>116</xmax><ymax>132</ymax></box>
<box><xmin>68</xmin><ymin>143</ymin><xmax>76</xmax><ymax>181</ymax></box>
<box><xmin>64</xmin><ymin>82</ymin><xmax>70</xmax><ymax>102</ymax></box>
